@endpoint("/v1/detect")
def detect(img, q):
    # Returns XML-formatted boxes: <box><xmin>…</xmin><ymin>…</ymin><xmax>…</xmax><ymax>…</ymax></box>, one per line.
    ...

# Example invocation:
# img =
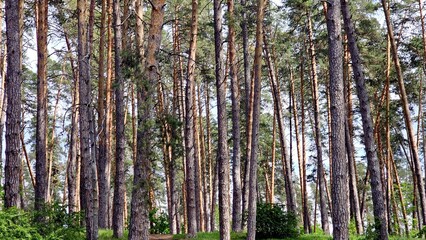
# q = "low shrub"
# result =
<box><xmin>256</xmin><ymin>202</ymin><xmax>299</xmax><ymax>239</ymax></box>
<box><xmin>0</xmin><ymin>207</ymin><xmax>42</xmax><ymax>240</ymax></box>
<box><xmin>149</xmin><ymin>208</ymin><xmax>170</xmax><ymax>234</ymax></box>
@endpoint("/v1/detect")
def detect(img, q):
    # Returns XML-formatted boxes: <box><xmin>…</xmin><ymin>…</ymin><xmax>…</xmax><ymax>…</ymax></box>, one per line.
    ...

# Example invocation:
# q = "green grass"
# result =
<box><xmin>99</xmin><ymin>229</ymin><xmax>128</xmax><ymax>240</ymax></box>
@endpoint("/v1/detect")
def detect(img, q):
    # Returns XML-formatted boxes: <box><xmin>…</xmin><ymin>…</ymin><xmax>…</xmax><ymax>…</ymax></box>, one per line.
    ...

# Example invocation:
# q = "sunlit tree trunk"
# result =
<box><xmin>35</xmin><ymin>0</ymin><xmax>48</xmax><ymax>211</ymax></box>
<box><xmin>307</xmin><ymin>13</ymin><xmax>330</xmax><ymax>233</ymax></box>
<box><xmin>382</xmin><ymin>0</ymin><xmax>426</xmax><ymax>226</ymax></box>
<box><xmin>184</xmin><ymin>0</ymin><xmax>199</xmax><ymax>236</ymax></box>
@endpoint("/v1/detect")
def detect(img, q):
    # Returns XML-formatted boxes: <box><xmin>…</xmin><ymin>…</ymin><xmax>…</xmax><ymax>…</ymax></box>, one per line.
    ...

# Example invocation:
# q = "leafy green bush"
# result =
<box><xmin>0</xmin><ymin>207</ymin><xmax>42</xmax><ymax>240</ymax></box>
<box><xmin>32</xmin><ymin>202</ymin><xmax>84</xmax><ymax>240</ymax></box>
<box><xmin>149</xmin><ymin>208</ymin><xmax>170</xmax><ymax>234</ymax></box>
<box><xmin>256</xmin><ymin>203</ymin><xmax>299</xmax><ymax>239</ymax></box>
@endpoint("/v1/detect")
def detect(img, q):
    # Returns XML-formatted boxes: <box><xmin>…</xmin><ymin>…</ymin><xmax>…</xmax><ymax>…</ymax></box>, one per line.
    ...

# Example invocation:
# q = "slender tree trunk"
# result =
<box><xmin>0</xmin><ymin>0</ymin><xmax>5</xmax><ymax>188</ymax></box>
<box><xmin>112</xmin><ymin>0</ymin><xmax>126</xmax><ymax>236</ymax></box>
<box><xmin>299</xmin><ymin>49</ymin><xmax>311</xmax><ymax>233</ymax></box>
<box><xmin>264</xmin><ymin>33</ymin><xmax>297</xmax><ymax>213</ymax></box>
<box><xmin>184</xmin><ymin>0</ymin><xmax>199</xmax><ymax>237</ymax></box>
<box><xmin>226</xmin><ymin>0</ymin><xmax>242</xmax><ymax>232</ymax></box>
<box><xmin>97</xmin><ymin>0</ymin><xmax>109</xmax><ymax>228</ymax></box>
<box><xmin>307</xmin><ymin>13</ymin><xmax>330</xmax><ymax>233</ymax></box>
<box><xmin>246</xmin><ymin>1</ymin><xmax>265</xmax><ymax>239</ymax></box>
<box><xmin>5</xmin><ymin>0</ymin><xmax>23</xmax><ymax>209</ymax></box>
<box><xmin>382</xmin><ymin>0</ymin><xmax>426</xmax><ymax>226</ymax></box>
<box><xmin>129</xmin><ymin>1</ymin><xmax>166</xmax><ymax>239</ymax></box>
<box><xmin>214</xmin><ymin>1</ymin><xmax>230</xmax><ymax>238</ymax></box>
<box><xmin>35</xmin><ymin>0</ymin><xmax>48</xmax><ymax>211</ymax></box>
<box><xmin>241</xmin><ymin>0</ymin><xmax>252</xmax><ymax>225</ymax></box>
<box><xmin>325</xmin><ymin>1</ymin><xmax>349</xmax><ymax>239</ymax></box>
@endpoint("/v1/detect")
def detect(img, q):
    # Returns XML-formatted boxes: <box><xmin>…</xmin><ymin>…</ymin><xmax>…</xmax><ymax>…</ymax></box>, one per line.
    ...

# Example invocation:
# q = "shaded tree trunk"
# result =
<box><xmin>112</xmin><ymin>0</ymin><xmax>126</xmax><ymax>237</ymax></box>
<box><xmin>4</xmin><ymin>0</ymin><xmax>23</xmax><ymax>209</ymax></box>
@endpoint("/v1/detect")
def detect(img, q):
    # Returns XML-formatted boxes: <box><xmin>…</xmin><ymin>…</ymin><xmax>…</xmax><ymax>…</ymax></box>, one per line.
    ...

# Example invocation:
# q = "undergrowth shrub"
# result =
<box><xmin>256</xmin><ymin>202</ymin><xmax>299</xmax><ymax>239</ymax></box>
<box><xmin>0</xmin><ymin>207</ymin><xmax>42</xmax><ymax>240</ymax></box>
<box><xmin>32</xmin><ymin>202</ymin><xmax>84</xmax><ymax>240</ymax></box>
<box><xmin>149</xmin><ymin>208</ymin><xmax>170</xmax><ymax>234</ymax></box>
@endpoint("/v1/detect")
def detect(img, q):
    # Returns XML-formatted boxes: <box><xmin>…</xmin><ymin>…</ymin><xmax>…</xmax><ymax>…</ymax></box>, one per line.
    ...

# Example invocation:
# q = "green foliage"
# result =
<box><xmin>0</xmin><ymin>207</ymin><xmax>42</xmax><ymax>240</ymax></box>
<box><xmin>32</xmin><ymin>202</ymin><xmax>84</xmax><ymax>240</ymax></box>
<box><xmin>149</xmin><ymin>208</ymin><xmax>170</xmax><ymax>234</ymax></box>
<box><xmin>256</xmin><ymin>203</ymin><xmax>299</xmax><ymax>239</ymax></box>
<box><xmin>360</xmin><ymin>218</ymin><xmax>382</xmax><ymax>240</ymax></box>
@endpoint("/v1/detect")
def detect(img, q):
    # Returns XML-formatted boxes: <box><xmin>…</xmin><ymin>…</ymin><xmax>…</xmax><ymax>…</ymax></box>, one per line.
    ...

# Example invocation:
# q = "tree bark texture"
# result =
<box><xmin>214</xmin><ymin>1</ymin><xmax>231</xmax><ymax>239</ymax></box>
<box><xmin>77</xmin><ymin>0</ymin><xmax>98</xmax><ymax>238</ymax></box>
<box><xmin>5</xmin><ymin>0</ymin><xmax>23</xmax><ymax>209</ymax></box>
<box><xmin>113</xmin><ymin>0</ymin><xmax>126</xmax><ymax>237</ymax></box>
<box><xmin>325</xmin><ymin>1</ymin><xmax>349</xmax><ymax>239</ymax></box>
<box><xmin>129</xmin><ymin>1</ymin><xmax>165</xmax><ymax>239</ymax></box>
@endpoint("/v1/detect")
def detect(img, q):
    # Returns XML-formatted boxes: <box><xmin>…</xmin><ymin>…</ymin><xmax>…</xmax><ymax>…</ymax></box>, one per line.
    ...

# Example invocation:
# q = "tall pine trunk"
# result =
<box><xmin>325</xmin><ymin>1</ymin><xmax>349</xmax><ymax>239</ymax></box>
<box><xmin>246</xmin><ymin>1</ymin><xmax>265</xmax><ymax>239</ymax></box>
<box><xmin>214</xmin><ymin>0</ymin><xmax>231</xmax><ymax>238</ymax></box>
<box><xmin>112</xmin><ymin>0</ymin><xmax>126</xmax><ymax>237</ymax></box>
<box><xmin>184</xmin><ymin>0</ymin><xmax>199</xmax><ymax>236</ymax></box>
<box><xmin>129</xmin><ymin>1</ymin><xmax>166</xmax><ymax>239</ymax></box>
<box><xmin>341</xmin><ymin>0</ymin><xmax>388</xmax><ymax>238</ymax></box>
<box><xmin>35</xmin><ymin>0</ymin><xmax>48</xmax><ymax>211</ymax></box>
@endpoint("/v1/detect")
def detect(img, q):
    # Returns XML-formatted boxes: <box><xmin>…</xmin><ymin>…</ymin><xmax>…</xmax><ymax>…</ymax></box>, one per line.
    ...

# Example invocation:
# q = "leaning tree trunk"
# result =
<box><xmin>4</xmin><ymin>0</ymin><xmax>23</xmax><ymax>209</ymax></box>
<box><xmin>382</xmin><ymin>0</ymin><xmax>426</xmax><ymax>226</ymax></box>
<box><xmin>129</xmin><ymin>1</ymin><xmax>166</xmax><ymax>239</ymax></box>
<box><xmin>35</xmin><ymin>0</ymin><xmax>48</xmax><ymax>211</ymax></box>
<box><xmin>214</xmin><ymin>0</ymin><xmax>231</xmax><ymax>239</ymax></box>
<box><xmin>341</xmin><ymin>0</ymin><xmax>388</xmax><ymax>238</ymax></box>
<box><xmin>77</xmin><ymin>0</ymin><xmax>98</xmax><ymax>238</ymax></box>
<box><xmin>325</xmin><ymin>1</ymin><xmax>349</xmax><ymax>239</ymax></box>
<box><xmin>246</xmin><ymin>1</ymin><xmax>265</xmax><ymax>239</ymax></box>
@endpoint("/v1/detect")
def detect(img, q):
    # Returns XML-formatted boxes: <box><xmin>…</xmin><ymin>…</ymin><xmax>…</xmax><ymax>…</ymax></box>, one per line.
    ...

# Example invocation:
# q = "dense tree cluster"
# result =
<box><xmin>1</xmin><ymin>0</ymin><xmax>426</xmax><ymax>239</ymax></box>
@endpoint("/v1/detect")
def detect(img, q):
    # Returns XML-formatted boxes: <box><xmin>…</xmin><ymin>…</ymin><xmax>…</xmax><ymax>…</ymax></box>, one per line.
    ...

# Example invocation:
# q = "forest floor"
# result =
<box><xmin>99</xmin><ymin>230</ymin><xmax>419</xmax><ymax>239</ymax></box>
